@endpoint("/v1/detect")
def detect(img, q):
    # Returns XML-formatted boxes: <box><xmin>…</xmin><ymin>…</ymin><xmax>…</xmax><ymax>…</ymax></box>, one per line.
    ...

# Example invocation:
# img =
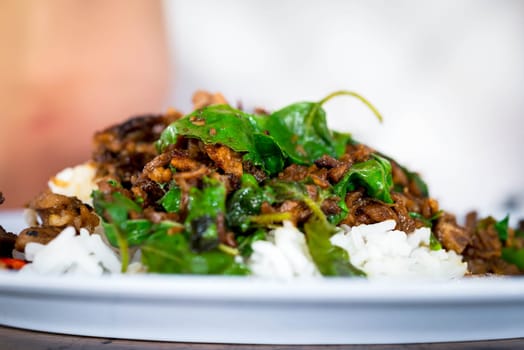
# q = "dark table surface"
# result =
<box><xmin>1</xmin><ymin>325</ymin><xmax>523</xmax><ymax>350</ymax></box>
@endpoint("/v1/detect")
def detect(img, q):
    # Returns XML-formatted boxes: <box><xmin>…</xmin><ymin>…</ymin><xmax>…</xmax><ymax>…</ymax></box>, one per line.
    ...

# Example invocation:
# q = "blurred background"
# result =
<box><xmin>1</xmin><ymin>0</ymin><xmax>523</xmax><ymax>221</ymax></box>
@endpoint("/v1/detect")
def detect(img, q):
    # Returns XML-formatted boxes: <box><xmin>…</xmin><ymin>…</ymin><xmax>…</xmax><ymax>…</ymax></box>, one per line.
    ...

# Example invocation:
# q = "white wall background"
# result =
<box><xmin>163</xmin><ymin>0</ymin><xmax>524</xmax><ymax>220</ymax></box>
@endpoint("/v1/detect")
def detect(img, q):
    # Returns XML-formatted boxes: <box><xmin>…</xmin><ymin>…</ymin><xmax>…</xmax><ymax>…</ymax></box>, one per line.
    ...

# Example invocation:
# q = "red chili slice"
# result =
<box><xmin>0</xmin><ymin>258</ymin><xmax>27</xmax><ymax>270</ymax></box>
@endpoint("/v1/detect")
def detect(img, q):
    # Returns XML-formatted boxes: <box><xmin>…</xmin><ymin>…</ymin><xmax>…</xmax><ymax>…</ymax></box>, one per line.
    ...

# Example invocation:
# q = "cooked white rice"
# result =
<box><xmin>48</xmin><ymin>162</ymin><xmax>98</xmax><ymax>205</ymax></box>
<box><xmin>331</xmin><ymin>220</ymin><xmax>467</xmax><ymax>279</ymax></box>
<box><xmin>21</xmin><ymin>227</ymin><xmax>121</xmax><ymax>276</ymax></box>
<box><xmin>248</xmin><ymin>220</ymin><xmax>467</xmax><ymax>280</ymax></box>
<box><xmin>248</xmin><ymin>221</ymin><xmax>320</xmax><ymax>279</ymax></box>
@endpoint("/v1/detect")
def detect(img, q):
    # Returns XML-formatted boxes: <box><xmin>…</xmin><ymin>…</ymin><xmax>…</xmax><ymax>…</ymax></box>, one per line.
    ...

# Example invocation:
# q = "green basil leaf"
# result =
<box><xmin>158</xmin><ymin>105</ymin><xmax>285</xmax><ymax>175</ymax></box>
<box><xmin>502</xmin><ymin>247</ymin><xmax>524</xmax><ymax>271</ymax></box>
<box><xmin>304</xmin><ymin>215</ymin><xmax>365</xmax><ymax>277</ymax></box>
<box><xmin>265</xmin><ymin>102</ymin><xmax>337</xmax><ymax>164</ymax></box>
<box><xmin>141</xmin><ymin>231</ymin><xmax>249</xmax><ymax>275</ymax></box>
<box><xmin>333</xmin><ymin>154</ymin><xmax>393</xmax><ymax>205</ymax></box>
<box><xmin>332</xmin><ymin>131</ymin><xmax>353</xmax><ymax>158</ymax></box>
<box><xmin>495</xmin><ymin>215</ymin><xmax>510</xmax><ymax>242</ymax></box>
<box><xmin>158</xmin><ymin>185</ymin><xmax>182</xmax><ymax>213</ymax></box>
<box><xmin>237</xmin><ymin>229</ymin><xmax>267</xmax><ymax>257</ymax></box>
<box><xmin>429</xmin><ymin>233</ymin><xmax>443</xmax><ymax>251</ymax></box>
<box><xmin>185</xmin><ymin>178</ymin><xmax>226</xmax><ymax>252</ymax></box>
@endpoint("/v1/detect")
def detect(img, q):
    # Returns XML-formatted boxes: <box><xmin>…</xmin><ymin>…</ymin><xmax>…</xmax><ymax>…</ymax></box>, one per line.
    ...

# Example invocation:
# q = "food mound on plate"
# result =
<box><xmin>1</xmin><ymin>90</ymin><xmax>523</xmax><ymax>278</ymax></box>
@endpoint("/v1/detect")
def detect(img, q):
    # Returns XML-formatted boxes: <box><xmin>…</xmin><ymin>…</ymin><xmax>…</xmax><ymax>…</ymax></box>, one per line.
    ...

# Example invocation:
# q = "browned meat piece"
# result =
<box><xmin>0</xmin><ymin>191</ymin><xmax>14</xmax><ymax>256</ymax></box>
<box><xmin>28</xmin><ymin>191</ymin><xmax>100</xmax><ymax>232</ymax></box>
<box><xmin>131</xmin><ymin>146</ymin><xmax>213</xmax><ymax>208</ymax></box>
<box><xmin>315</xmin><ymin>155</ymin><xmax>350</xmax><ymax>184</ymax></box>
<box><xmin>315</xmin><ymin>155</ymin><xmax>341</xmax><ymax>169</ymax></box>
<box><xmin>340</xmin><ymin>189</ymin><xmax>435</xmax><ymax>232</ymax></box>
<box><xmin>253</xmin><ymin>107</ymin><xmax>270</xmax><ymax>115</ymax></box>
<box><xmin>465</xmin><ymin>211</ymin><xmax>478</xmax><ymax>232</ymax></box>
<box><xmin>305</xmin><ymin>184</ymin><xmax>319</xmax><ymax>201</ymax></box>
<box><xmin>215</xmin><ymin>212</ymin><xmax>236</xmax><ymax>247</ymax></box>
<box><xmin>210</xmin><ymin>173</ymin><xmax>241</xmax><ymax>194</ymax></box>
<box><xmin>391</xmin><ymin>192</ymin><xmax>440</xmax><ymax>231</ymax></box>
<box><xmin>419</xmin><ymin>197</ymin><xmax>439</xmax><ymax>219</ymax></box>
<box><xmin>170</xmin><ymin>150</ymin><xmax>203</xmax><ymax>172</ymax></box>
<box><xmin>276</xmin><ymin>200</ymin><xmax>311</xmax><ymax>225</ymax></box>
<box><xmin>341</xmin><ymin>189</ymin><xmax>398</xmax><ymax>227</ymax></box>
<box><xmin>142</xmin><ymin>207</ymin><xmax>180</xmax><ymax>225</ymax></box>
<box><xmin>93</xmin><ymin>114</ymin><xmax>176</xmax><ymax>186</ymax></box>
<box><xmin>321</xmin><ymin>198</ymin><xmax>342</xmax><ymax>216</ymax></box>
<box><xmin>390</xmin><ymin>192</ymin><xmax>421</xmax><ymax>232</ymax></box>
<box><xmin>192</xmin><ymin>90</ymin><xmax>228</xmax><ymax>110</ymax></box>
<box><xmin>132</xmin><ymin>178</ymin><xmax>166</xmax><ymax>208</ymax></box>
<box><xmin>460</xmin><ymin>214</ymin><xmax>523</xmax><ymax>275</ymax></box>
<box><xmin>242</xmin><ymin>161</ymin><xmax>268</xmax><ymax>182</ymax></box>
<box><xmin>467</xmin><ymin>257</ymin><xmax>520</xmax><ymax>275</ymax></box>
<box><xmin>15</xmin><ymin>226</ymin><xmax>63</xmax><ymax>252</ymax></box>
<box><xmin>0</xmin><ymin>228</ymin><xmax>17</xmax><ymax>257</ymax></box>
<box><xmin>347</xmin><ymin>201</ymin><xmax>398</xmax><ymax>227</ymax></box>
<box><xmin>138</xmin><ymin>150</ymin><xmax>213</xmax><ymax>218</ymax></box>
<box><xmin>278</xmin><ymin>164</ymin><xmax>309</xmax><ymax>182</ymax></box>
<box><xmin>434</xmin><ymin>212</ymin><xmax>471</xmax><ymax>254</ymax></box>
<box><xmin>309</xmin><ymin>167</ymin><xmax>330</xmax><ymax>189</ymax></box>
<box><xmin>328</xmin><ymin>163</ymin><xmax>350</xmax><ymax>183</ymax></box>
<box><xmin>464</xmin><ymin>219</ymin><xmax>502</xmax><ymax>260</ymax></box>
<box><xmin>204</xmin><ymin>144</ymin><xmax>243</xmax><ymax>178</ymax></box>
<box><xmin>342</xmin><ymin>143</ymin><xmax>374</xmax><ymax>164</ymax></box>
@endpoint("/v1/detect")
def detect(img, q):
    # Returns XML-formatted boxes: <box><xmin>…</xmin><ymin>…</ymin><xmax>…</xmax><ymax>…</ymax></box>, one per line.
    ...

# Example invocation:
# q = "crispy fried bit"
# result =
<box><xmin>28</xmin><ymin>191</ymin><xmax>100</xmax><ymax>233</ymax></box>
<box><xmin>93</xmin><ymin>114</ymin><xmax>173</xmax><ymax>186</ymax></box>
<box><xmin>204</xmin><ymin>144</ymin><xmax>243</xmax><ymax>178</ymax></box>
<box><xmin>148</xmin><ymin>167</ymin><xmax>172</xmax><ymax>183</ymax></box>
<box><xmin>192</xmin><ymin>90</ymin><xmax>228</xmax><ymax>110</ymax></box>
<box><xmin>15</xmin><ymin>226</ymin><xmax>63</xmax><ymax>252</ymax></box>
<box><xmin>170</xmin><ymin>151</ymin><xmax>202</xmax><ymax>172</ymax></box>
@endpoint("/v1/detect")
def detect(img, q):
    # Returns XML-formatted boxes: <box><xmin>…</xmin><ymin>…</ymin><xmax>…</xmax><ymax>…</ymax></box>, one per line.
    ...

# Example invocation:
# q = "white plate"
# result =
<box><xmin>1</xmin><ymin>210</ymin><xmax>524</xmax><ymax>344</ymax></box>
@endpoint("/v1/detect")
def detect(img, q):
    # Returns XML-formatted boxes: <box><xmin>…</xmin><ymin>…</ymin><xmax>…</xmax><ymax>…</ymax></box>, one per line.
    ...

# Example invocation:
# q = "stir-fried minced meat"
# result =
<box><xmin>15</xmin><ymin>226</ymin><xmax>63</xmax><ymax>252</ymax></box>
<box><xmin>93</xmin><ymin>112</ymin><xmax>181</xmax><ymax>186</ymax></box>
<box><xmin>35</xmin><ymin>91</ymin><xmax>515</xmax><ymax>276</ymax></box>
<box><xmin>28</xmin><ymin>191</ymin><xmax>99</xmax><ymax>232</ymax></box>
